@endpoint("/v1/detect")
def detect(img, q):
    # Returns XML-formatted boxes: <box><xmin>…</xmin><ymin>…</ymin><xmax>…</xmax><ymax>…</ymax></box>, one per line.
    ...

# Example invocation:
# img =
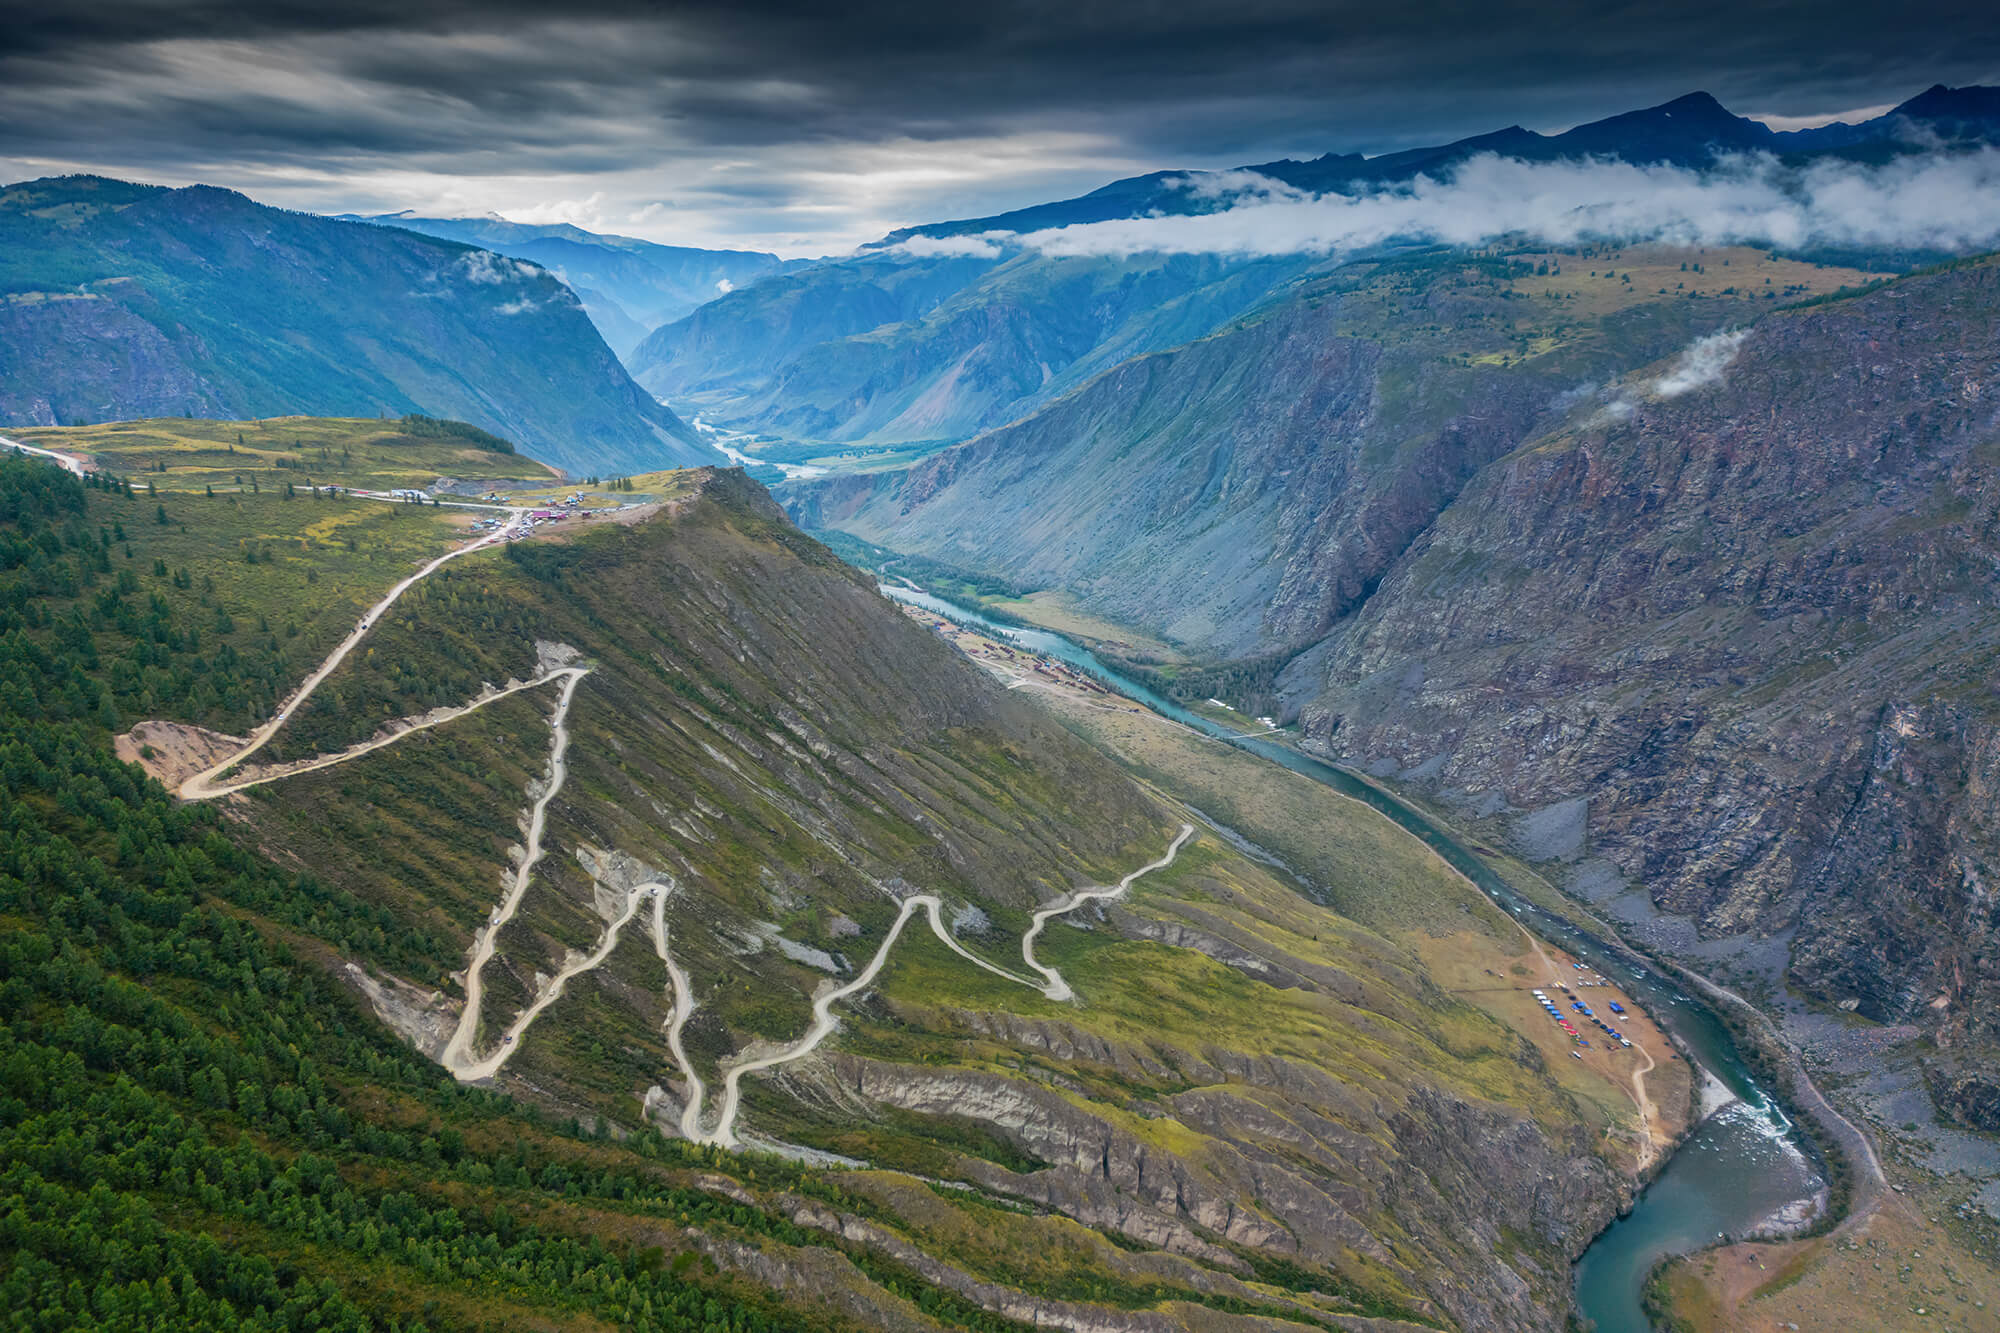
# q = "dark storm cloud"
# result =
<box><xmin>3</xmin><ymin>1</ymin><xmax>1997</xmax><ymax>251</ymax></box>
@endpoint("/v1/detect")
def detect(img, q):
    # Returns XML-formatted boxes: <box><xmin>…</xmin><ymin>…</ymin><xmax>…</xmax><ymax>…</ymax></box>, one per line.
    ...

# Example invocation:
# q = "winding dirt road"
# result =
<box><xmin>179</xmin><ymin>508</ymin><xmax>524</xmax><ymax>799</ymax></box>
<box><xmin>1021</xmin><ymin>824</ymin><xmax>1193</xmax><ymax>1001</ymax></box>
<box><xmin>452</xmin><ymin>823</ymin><xmax>1194</xmax><ymax>1149</ymax></box>
<box><xmin>145</xmin><ymin>493</ymin><xmax>1199</xmax><ymax>1152</ymax></box>
<box><xmin>0</xmin><ymin>433</ymin><xmax>91</xmax><ymax>477</ymax></box>
<box><xmin>439</xmin><ymin>667</ymin><xmax>587</xmax><ymax>1077</ymax></box>
<box><xmin>682</xmin><ymin>823</ymin><xmax>1195</xmax><ymax>1147</ymax></box>
<box><xmin>193</xmin><ymin>667</ymin><xmax>582</xmax><ymax>797</ymax></box>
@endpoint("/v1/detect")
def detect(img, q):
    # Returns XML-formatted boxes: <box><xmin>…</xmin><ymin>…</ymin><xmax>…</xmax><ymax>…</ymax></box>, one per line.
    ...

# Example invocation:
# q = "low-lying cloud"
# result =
<box><xmin>895</xmin><ymin>233</ymin><xmax>1007</xmax><ymax>259</ymax></box>
<box><xmin>910</xmin><ymin>149</ymin><xmax>2000</xmax><ymax>260</ymax></box>
<box><xmin>1593</xmin><ymin>328</ymin><xmax>1753</xmax><ymax>424</ymax></box>
<box><xmin>1654</xmin><ymin>329</ymin><xmax>1751</xmax><ymax>397</ymax></box>
<box><xmin>458</xmin><ymin>250</ymin><xmax>543</xmax><ymax>285</ymax></box>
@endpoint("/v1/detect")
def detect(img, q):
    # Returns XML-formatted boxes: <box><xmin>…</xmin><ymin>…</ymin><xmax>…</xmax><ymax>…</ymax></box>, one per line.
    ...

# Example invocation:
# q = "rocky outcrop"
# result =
<box><xmin>780</xmin><ymin>1194</ymin><xmax>1352</xmax><ymax>1333</ymax></box>
<box><xmin>1927</xmin><ymin>1061</ymin><xmax>2000</xmax><ymax>1133</ymax></box>
<box><xmin>0</xmin><ymin>295</ymin><xmax>225</xmax><ymax>425</ymax></box>
<box><xmin>1298</xmin><ymin>258</ymin><xmax>2000</xmax><ymax>1058</ymax></box>
<box><xmin>812</xmin><ymin>1021</ymin><xmax>1624</xmax><ymax>1333</ymax></box>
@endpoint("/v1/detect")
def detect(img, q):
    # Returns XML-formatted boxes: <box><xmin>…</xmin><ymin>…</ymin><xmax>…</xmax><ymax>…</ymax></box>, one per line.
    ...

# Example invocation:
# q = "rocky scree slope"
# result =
<box><xmin>1295</xmin><ymin>258</ymin><xmax>2000</xmax><ymax>1128</ymax></box>
<box><xmin>232</xmin><ymin>469</ymin><xmax>1630</xmax><ymax>1330</ymax></box>
<box><xmin>0</xmin><ymin>175</ymin><xmax>716</xmax><ymax>476</ymax></box>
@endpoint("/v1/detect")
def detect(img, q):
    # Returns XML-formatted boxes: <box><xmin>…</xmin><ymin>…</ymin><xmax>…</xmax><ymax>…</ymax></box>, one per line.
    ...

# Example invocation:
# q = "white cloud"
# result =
<box><xmin>1653</xmin><ymin>329</ymin><xmax>1750</xmax><ymax>397</ymax></box>
<box><xmin>892</xmin><ymin>232</ymin><xmax>1007</xmax><ymax>258</ymax></box>
<box><xmin>1745</xmin><ymin>104</ymin><xmax>1898</xmax><ymax>133</ymax></box>
<box><xmin>1165</xmin><ymin>169</ymin><xmax>1309</xmax><ymax>203</ymax></box>
<box><xmin>495</xmin><ymin>297</ymin><xmax>539</xmax><ymax>315</ymax></box>
<box><xmin>504</xmin><ymin>191</ymin><xmax>609</xmax><ymax>229</ymax></box>
<box><xmin>978</xmin><ymin>149</ymin><xmax>2000</xmax><ymax>260</ymax></box>
<box><xmin>714</xmin><ymin>277</ymin><xmax>734</xmax><ymax>293</ymax></box>
<box><xmin>458</xmin><ymin>250</ymin><xmax>543</xmax><ymax>284</ymax></box>
<box><xmin>1586</xmin><ymin>328</ymin><xmax>1753</xmax><ymax>425</ymax></box>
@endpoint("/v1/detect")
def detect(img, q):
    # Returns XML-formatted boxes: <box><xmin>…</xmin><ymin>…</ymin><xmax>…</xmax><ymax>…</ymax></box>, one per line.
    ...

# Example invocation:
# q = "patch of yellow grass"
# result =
<box><xmin>1506</xmin><ymin>243</ymin><xmax>1879</xmax><ymax>318</ymax></box>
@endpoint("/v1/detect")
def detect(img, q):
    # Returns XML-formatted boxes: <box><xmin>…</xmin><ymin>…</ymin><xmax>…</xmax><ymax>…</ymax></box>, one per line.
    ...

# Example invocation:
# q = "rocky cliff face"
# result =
<box><xmin>794</xmin><ymin>251</ymin><xmax>2000</xmax><ymax>1135</ymax></box>
<box><xmin>1297</xmin><ymin>259</ymin><xmax>2000</xmax><ymax>1089</ymax></box>
<box><xmin>814</xmin><ymin>1034</ymin><xmax>1620</xmax><ymax>1333</ymax></box>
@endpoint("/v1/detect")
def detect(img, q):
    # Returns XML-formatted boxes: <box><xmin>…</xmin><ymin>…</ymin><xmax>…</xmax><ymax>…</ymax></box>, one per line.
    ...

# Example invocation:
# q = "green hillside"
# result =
<box><xmin>0</xmin><ymin>445</ymin><xmax>1652</xmax><ymax>1330</ymax></box>
<box><xmin>9</xmin><ymin>417</ymin><xmax>560</xmax><ymax>496</ymax></box>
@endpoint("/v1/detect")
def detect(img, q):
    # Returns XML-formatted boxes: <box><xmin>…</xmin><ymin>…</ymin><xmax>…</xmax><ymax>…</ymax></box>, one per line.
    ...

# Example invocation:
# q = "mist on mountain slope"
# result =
<box><xmin>893</xmin><ymin>147</ymin><xmax>2000</xmax><ymax>260</ymax></box>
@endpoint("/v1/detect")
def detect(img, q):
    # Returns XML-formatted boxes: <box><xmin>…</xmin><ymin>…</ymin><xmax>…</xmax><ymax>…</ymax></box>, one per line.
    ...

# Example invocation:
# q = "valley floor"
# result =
<box><xmin>900</xmin><ymin>604</ymin><xmax>1689</xmax><ymax>1176</ymax></box>
<box><xmin>900</xmin><ymin>601</ymin><xmax>2000</xmax><ymax>1332</ymax></box>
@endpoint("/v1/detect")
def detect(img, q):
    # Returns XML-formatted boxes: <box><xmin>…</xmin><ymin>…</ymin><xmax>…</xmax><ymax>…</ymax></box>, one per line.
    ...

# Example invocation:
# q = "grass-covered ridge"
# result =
<box><xmin>11</xmin><ymin>416</ymin><xmax>560</xmax><ymax>496</ymax></box>
<box><xmin>2</xmin><ymin>444</ymin><xmax>1631</xmax><ymax>1330</ymax></box>
<box><xmin>0</xmin><ymin>453</ymin><xmax>918</xmax><ymax>1332</ymax></box>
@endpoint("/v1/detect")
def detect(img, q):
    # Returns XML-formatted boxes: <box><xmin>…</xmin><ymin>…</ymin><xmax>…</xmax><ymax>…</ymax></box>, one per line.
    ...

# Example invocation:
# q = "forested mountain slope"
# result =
<box><xmin>0</xmin><ymin>451</ymin><xmax>1651</xmax><ymax>1330</ymax></box>
<box><xmin>0</xmin><ymin>176</ymin><xmax>717</xmax><ymax>476</ymax></box>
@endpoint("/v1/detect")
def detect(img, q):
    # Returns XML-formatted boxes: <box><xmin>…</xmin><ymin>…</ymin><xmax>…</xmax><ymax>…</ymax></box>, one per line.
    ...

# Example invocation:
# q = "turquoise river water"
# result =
<box><xmin>881</xmin><ymin>582</ymin><xmax>1824</xmax><ymax>1332</ymax></box>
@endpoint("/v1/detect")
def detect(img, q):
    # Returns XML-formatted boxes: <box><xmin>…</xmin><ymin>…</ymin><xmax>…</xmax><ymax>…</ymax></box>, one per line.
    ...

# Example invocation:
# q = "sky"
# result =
<box><xmin>2</xmin><ymin>1</ymin><xmax>1997</xmax><ymax>257</ymax></box>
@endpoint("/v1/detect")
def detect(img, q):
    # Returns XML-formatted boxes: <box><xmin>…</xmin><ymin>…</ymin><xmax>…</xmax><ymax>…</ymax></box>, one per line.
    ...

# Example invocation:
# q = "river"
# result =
<box><xmin>881</xmin><ymin>581</ymin><xmax>1825</xmax><ymax>1333</ymax></box>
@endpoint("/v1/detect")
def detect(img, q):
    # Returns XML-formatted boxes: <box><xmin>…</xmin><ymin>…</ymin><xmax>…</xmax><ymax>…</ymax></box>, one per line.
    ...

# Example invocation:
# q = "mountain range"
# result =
<box><xmin>7</xmin><ymin>74</ymin><xmax>2000</xmax><ymax>1333</ymax></box>
<box><xmin>336</xmin><ymin>212</ymin><xmax>806</xmax><ymax>358</ymax></box>
<box><xmin>881</xmin><ymin>83</ymin><xmax>2000</xmax><ymax>244</ymax></box>
<box><xmin>631</xmin><ymin>85</ymin><xmax>2000</xmax><ymax>465</ymax></box>
<box><xmin>0</xmin><ymin>175</ymin><xmax>718</xmax><ymax>476</ymax></box>
<box><xmin>772</xmin><ymin>88</ymin><xmax>2000</xmax><ymax>1151</ymax></box>
<box><xmin>791</xmin><ymin>242</ymin><xmax>2000</xmax><ymax>1138</ymax></box>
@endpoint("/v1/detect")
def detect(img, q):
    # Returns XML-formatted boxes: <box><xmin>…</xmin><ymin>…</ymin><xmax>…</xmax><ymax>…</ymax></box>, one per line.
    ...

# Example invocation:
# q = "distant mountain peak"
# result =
<box><xmin>1656</xmin><ymin>90</ymin><xmax>1729</xmax><ymax>115</ymax></box>
<box><xmin>1892</xmin><ymin>82</ymin><xmax>2000</xmax><ymax>123</ymax></box>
